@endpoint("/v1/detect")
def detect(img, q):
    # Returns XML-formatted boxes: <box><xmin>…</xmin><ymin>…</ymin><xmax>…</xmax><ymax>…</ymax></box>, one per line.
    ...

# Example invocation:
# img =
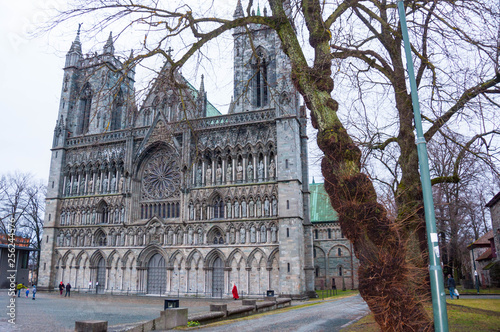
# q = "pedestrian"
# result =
<box><xmin>32</xmin><ymin>285</ymin><xmax>37</xmax><ymax>300</ymax></box>
<box><xmin>25</xmin><ymin>287</ymin><xmax>29</xmax><ymax>298</ymax></box>
<box><xmin>447</xmin><ymin>274</ymin><xmax>456</xmax><ymax>299</ymax></box>
<box><xmin>88</xmin><ymin>281</ymin><xmax>92</xmax><ymax>293</ymax></box>
<box><xmin>95</xmin><ymin>281</ymin><xmax>99</xmax><ymax>294</ymax></box>
<box><xmin>16</xmin><ymin>283</ymin><xmax>25</xmax><ymax>297</ymax></box>
<box><xmin>65</xmin><ymin>282</ymin><xmax>72</xmax><ymax>297</ymax></box>
<box><xmin>59</xmin><ymin>281</ymin><xmax>64</xmax><ymax>295</ymax></box>
<box><xmin>231</xmin><ymin>281</ymin><xmax>239</xmax><ymax>300</ymax></box>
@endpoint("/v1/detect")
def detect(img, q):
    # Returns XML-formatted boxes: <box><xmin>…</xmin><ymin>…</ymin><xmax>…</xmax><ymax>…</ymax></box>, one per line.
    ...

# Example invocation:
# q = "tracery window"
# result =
<box><xmin>253</xmin><ymin>50</ymin><xmax>268</xmax><ymax>108</ymax></box>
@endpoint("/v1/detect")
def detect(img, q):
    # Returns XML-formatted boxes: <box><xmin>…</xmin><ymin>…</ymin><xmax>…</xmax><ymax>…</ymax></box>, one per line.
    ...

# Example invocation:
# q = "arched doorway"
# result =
<box><xmin>147</xmin><ymin>253</ymin><xmax>166</xmax><ymax>294</ymax></box>
<box><xmin>96</xmin><ymin>257</ymin><xmax>106</xmax><ymax>294</ymax></box>
<box><xmin>212</xmin><ymin>257</ymin><xmax>224</xmax><ymax>297</ymax></box>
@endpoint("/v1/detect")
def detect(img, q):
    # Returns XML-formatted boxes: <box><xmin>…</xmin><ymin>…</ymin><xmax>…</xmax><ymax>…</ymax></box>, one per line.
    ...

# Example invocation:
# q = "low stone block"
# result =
<box><xmin>210</xmin><ymin>303</ymin><xmax>228</xmax><ymax>316</ymax></box>
<box><xmin>75</xmin><ymin>320</ymin><xmax>108</xmax><ymax>332</ymax></box>
<box><xmin>242</xmin><ymin>299</ymin><xmax>256</xmax><ymax>306</ymax></box>
<box><xmin>160</xmin><ymin>307</ymin><xmax>188</xmax><ymax>329</ymax></box>
<box><xmin>266</xmin><ymin>296</ymin><xmax>277</xmax><ymax>302</ymax></box>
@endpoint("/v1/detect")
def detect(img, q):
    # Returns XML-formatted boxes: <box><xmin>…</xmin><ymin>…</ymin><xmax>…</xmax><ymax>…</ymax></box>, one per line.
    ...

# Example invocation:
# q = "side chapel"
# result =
<box><xmin>38</xmin><ymin>1</ymin><xmax>318</xmax><ymax>298</ymax></box>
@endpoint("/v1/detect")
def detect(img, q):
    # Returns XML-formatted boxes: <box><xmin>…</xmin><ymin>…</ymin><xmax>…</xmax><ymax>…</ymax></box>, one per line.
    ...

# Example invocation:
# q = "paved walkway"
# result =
<box><xmin>194</xmin><ymin>295</ymin><xmax>369</xmax><ymax>332</ymax></box>
<box><xmin>0</xmin><ymin>290</ymin><xmax>239</xmax><ymax>332</ymax></box>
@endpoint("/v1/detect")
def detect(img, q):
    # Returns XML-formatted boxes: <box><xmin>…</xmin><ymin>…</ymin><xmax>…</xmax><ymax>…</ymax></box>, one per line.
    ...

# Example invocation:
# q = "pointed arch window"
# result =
<box><xmin>253</xmin><ymin>51</ymin><xmax>268</xmax><ymax>108</ymax></box>
<box><xmin>79</xmin><ymin>83</ymin><xmax>93</xmax><ymax>134</ymax></box>
<box><xmin>97</xmin><ymin>200</ymin><xmax>109</xmax><ymax>224</ymax></box>
<box><xmin>213</xmin><ymin>195</ymin><xmax>224</xmax><ymax>219</ymax></box>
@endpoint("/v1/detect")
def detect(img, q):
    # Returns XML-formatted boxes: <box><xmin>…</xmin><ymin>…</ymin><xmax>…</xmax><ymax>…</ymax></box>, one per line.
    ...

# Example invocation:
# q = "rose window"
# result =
<box><xmin>142</xmin><ymin>153</ymin><xmax>180</xmax><ymax>200</ymax></box>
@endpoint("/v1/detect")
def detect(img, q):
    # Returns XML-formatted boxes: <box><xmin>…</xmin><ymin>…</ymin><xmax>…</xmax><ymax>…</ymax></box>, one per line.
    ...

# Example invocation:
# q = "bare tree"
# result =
<box><xmin>0</xmin><ymin>173</ymin><xmax>46</xmax><ymax>283</ymax></box>
<box><xmin>47</xmin><ymin>0</ymin><xmax>500</xmax><ymax>330</ymax></box>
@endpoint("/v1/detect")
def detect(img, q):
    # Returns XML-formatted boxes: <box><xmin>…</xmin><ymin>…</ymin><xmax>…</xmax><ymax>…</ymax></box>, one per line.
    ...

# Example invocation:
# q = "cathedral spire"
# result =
<box><xmin>68</xmin><ymin>24</ymin><xmax>82</xmax><ymax>55</ymax></box>
<box><xmin>65</xmin><ymin>24</ymin><xmax>83</xmax><ymax>67</ymax></box>
<box><xmin>199</xmin><ymin>74</ymin><xmax>205</xmax><ymax>94</ymax></box>
<box><xmin>234</xmin><ymin>0</ymin><xmax>244</xmax><ymax>18</ymax></box>
<box><xmin>103</xmin><ymin>32</ymin><xmax>115</xmax><ymax>55</ymax></box>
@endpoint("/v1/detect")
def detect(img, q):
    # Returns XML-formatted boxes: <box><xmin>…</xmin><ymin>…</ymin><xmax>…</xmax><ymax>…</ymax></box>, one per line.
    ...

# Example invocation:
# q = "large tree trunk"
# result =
<box><xmin>269</xmin><ymin>1</ymin><xmax>433</xmax><ymax>329</ymax></box>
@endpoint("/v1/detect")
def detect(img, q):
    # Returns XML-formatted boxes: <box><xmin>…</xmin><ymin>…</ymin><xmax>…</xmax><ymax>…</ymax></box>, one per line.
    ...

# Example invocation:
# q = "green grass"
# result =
<box><xmin>342</xmin><ymin>299</ymin><xmax>500</xmax><ymax>332</ymax></box>
<box><xmin>446</xmin><ymin>286</ymin><xmax>500</xmax><ymax>295</ymax></box>
<box><xmin>314</xmin><ymin>289</ymin><xmax>358</xmax><ymax>300</ymax></box>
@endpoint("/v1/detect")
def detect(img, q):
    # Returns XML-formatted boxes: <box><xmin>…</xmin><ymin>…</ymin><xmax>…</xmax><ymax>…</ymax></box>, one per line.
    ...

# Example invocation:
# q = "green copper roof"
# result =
<box><xmin>310</xmin><ymin>182</ymin><xmax>338</xmax><ymax>223</ymax></box>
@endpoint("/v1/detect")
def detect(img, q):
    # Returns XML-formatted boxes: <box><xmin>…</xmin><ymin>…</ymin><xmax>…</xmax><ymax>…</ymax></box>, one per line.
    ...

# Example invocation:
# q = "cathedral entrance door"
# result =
<box><xmin>147</xmin><ymin>253</ymin><xmax>166</xmax><ymax>294</ymax></box>
<box><xmin>96</xmin><ymin>257</ymin><xmax>106</xmax><ymax>294</ymax></box>
<box><xmin>212</xmin><ymin>257</ymin><xmax>224</xmax><ymax>297</ymax></box>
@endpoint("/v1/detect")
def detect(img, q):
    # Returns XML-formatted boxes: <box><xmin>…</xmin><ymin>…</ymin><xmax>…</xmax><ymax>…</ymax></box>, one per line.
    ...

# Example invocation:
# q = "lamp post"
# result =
<box><xmin>470</xmin><ymin>242</ymin><xmax>480</xmax><ymax>294</ymax></box>
<box><xmin>397</xmin><ymin>2</ymin><xmax>449</xmax><ymax>331</ymax></box>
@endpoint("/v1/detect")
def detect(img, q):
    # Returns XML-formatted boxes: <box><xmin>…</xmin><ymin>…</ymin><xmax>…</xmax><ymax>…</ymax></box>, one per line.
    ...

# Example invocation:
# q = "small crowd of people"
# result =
<box><xmin>58</xmin><ymin>281</ymin><xmax>72</xmax><ymax>297</ymax></box>
<box><xmin>15</xmin><ymin>283</ymin><xmax>36</xmax><ymax>300</ymax></box>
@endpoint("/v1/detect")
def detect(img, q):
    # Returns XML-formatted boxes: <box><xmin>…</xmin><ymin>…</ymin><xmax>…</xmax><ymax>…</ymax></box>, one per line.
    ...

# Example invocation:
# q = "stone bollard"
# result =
<box><xmin>210</xmin><ymin>303</ymin><xmax>228</xmax><ymax>317</ymax></box>
<box><xmin>160</xmin><ymin>308</ymin><xmax>188</xmax><ymax>330</ymax></box>
<box><xmin>75</xmin><ymin>320</ymin><xmax>108</xmax><ymax>332</ymax></box>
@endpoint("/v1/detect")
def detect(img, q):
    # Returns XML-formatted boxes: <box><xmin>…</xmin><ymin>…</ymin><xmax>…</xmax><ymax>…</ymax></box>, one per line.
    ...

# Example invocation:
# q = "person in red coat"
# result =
<box><xmin>231</xmin><ymin>282</ymin><xmax>239</xmax><ymax>300</ymax></box>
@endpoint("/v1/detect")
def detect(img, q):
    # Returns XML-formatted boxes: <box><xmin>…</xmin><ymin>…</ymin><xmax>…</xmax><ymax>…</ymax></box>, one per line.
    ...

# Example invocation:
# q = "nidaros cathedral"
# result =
<box><xmin>37</xmin><ymin>1</ymin><xmax>323</xmax><ymax>298</ymax></box>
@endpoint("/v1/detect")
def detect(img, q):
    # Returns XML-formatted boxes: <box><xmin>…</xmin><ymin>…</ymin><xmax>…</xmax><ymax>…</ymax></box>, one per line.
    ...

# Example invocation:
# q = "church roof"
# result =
<box><xmin>186</xmin><ymin>81</ymin><xmax>221</xmax><ymax>117</ymax></box>
<box><xmin>309</xmin><ymin>182</ymin><xmax>338</xmax><ymax>223</ymax></box>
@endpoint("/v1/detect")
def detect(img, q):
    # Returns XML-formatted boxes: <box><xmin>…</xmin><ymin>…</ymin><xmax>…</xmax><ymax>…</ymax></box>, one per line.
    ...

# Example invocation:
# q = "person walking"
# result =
<box><xmin>25</xmin><ymin>287</ymin><xmax>29</xmax><ymax>298</ymax></box>
<box><xmin>447</xmin><ymin>274</ymin><xmax>456</xmax><ymax>299</ymax></box>
<box><xmin>65</xmin><ymin>282</ymin><xmax>72</xmax><ymax>297</ymax></box>
<box><xmin>59</xmin><ymin>281</ymin><xmax>64</xmax><ymax>295</ymax></box>
<box><xmin>231</xmin><ymin>281</ymin><xmax>239</xmax><ymax>300</ymax></box>
<box><xmin>32</xmin><ymin>285</ymin><xmax>36</xmax><ymax>300</ymax></box>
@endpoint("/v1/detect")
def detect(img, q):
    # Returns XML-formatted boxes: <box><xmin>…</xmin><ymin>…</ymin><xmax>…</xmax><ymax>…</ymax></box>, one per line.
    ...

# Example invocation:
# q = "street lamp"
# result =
<box><xmin>470</xmin><ymin>242</ymin><xmax>480</xmax><ymax>294</ymax></box>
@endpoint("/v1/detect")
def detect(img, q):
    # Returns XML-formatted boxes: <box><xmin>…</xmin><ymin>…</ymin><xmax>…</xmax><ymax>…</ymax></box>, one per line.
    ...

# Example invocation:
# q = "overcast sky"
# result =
<box><xmin>0</xmin><ymin>1</ymin><xmax>323</xmax><ymax>184</ymax></box>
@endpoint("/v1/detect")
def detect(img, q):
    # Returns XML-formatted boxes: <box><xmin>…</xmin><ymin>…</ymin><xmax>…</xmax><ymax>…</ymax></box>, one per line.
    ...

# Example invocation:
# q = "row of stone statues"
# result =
<box><xmin>64</xmin><ymin>174</ymin><xmax>126</xmax><ymax>196</ymax></box>
<box><xmin>195</xmin><ymin>159</ymin><xmax>276</xmax><ymax>186</ymax></box>
<box><xmin>57</xmin><ymin>224</ymin><xmax>279</xmax><ymax>248</ymax></box>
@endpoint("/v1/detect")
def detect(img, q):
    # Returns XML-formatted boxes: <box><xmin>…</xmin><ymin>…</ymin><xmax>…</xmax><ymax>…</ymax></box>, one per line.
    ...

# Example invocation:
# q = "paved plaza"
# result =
<box><xmin>0</xmin><ymin>290</ymin><xmax>240</xmax><ymax>331</ymax></box>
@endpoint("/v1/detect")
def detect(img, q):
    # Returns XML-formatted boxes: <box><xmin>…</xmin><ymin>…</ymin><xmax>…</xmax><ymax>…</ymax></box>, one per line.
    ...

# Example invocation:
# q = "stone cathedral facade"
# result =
<box><xmin>38</xmin><ymin>1</ymin><xmax>316</xmax><ymax>298</ymax></box>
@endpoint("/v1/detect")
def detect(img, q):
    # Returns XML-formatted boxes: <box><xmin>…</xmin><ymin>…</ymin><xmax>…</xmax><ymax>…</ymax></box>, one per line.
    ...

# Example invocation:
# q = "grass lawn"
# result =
<box><xmin>342</xmin><ymin>299</ymin><xmax>500</xmax><ymax>332</ymax></box>
<box><xmin>314</xmin><ymin>289</ymin><xmax>359</xmax><ymax>300</ymax></box>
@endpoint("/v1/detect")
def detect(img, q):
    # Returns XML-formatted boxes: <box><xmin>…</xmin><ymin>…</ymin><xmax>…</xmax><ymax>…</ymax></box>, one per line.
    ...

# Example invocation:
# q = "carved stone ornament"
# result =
<box><xmin>141</xmin><ymin>152</ymin><xmax>180</xmax><ymax>200</ymax></box>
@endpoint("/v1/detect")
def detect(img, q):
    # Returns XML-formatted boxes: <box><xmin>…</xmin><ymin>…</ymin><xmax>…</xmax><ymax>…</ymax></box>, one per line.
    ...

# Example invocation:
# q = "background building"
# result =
<box><xmin>310</xmin><ymin>182</ymin><xmax>359</xmax><ymax>290</ymax></box>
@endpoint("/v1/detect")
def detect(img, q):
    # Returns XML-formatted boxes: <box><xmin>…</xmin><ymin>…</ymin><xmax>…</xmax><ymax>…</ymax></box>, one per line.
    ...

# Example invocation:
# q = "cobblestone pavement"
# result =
<box><xmin>0</xmin><ymin>290</ymin><xmax>239</xmax><ymax>332</ymax></box>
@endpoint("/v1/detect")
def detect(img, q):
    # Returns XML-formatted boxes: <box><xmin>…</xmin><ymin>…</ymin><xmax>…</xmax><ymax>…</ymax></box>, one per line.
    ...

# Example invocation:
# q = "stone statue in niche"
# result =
<box><xmin>196</xmin><ymin>165</ymin><xmax>202</xmax><ymax>186</ymax></box>
<box><xmin>269</xmin><ymin>159</ymin><xmax>276</xmax><ymax>179</ymax></box>
<box><xmin>247</xmin><ymin>161</ymin><xmax>254</xmax><ymax>182</ymax></box>
<box><xmin>95</xmin><ymin>177</ymin><xmax>101</xmax><ymax>193</ymax></box>
<box><xmin>250</xmin><ymin>226</ymin><xmax>256</xmax><ymax>243</ymax></box>
<box><xmin>206</xmin><ymin>165</ymin><xmax>212</xmax><ymax>185</ymax></box>
<box><xmin>188</xmin><ymin>228</ymin><xmax>194</xmax><ymax>245</ymax></box>
<box><xmin>242</xmin><ymin>200</ymin><xmax>247</xmax><ymax>218</ymax></box>
<box><xmin>258</xmin><ymin>161</ymin><xmax>264</xmax><ymax>181</ymax></box>
<box><xmin>272</xmin><ymin>197</ymin><xmax>278</xmax><ymax>216</ymax></box>
<box><xmin>118</xmin><ymin>177</ymin><xmax>124</xmax><ymax>192</ymax></box>
<box><xmin>226</xmin><ymin>163</ymin><xmax>232</xmax><ymax>183</ymax></box>
<box><xmin>110</xmin><ymin>176</ymin><xmax>116</xmax><ymax>192</ymax></box>
<box><xmin>216</xmin><ymin>164</ymin><xmax>222</xmax><ymax>184</ymax></box>
<box><xmin>249</xmin><ymin>200</ymin><xmax>255</xmax><ymax>217</ymax></box>
<box><xmin>102</xmin><ymin>176</ymin><xmax>108</xmax><ymax>193</ymax></box>
<box><xmin>72</xmin><ymin>180</ymin><xmax>78</xmax><ymax>195</ymax></box>
<box><xmin>240</xmin><ymin>227</ymin><xmax>246</xmax><ymax>243</ymax></box>
<box><xmin>264</xmin><ymin>198</ymin><xmax>270</xmax><ymax>216</ymax></box>
<box><xmin>226</xmin><ymin>201</ymin><xmax>232</xmax><ymax>218</ymax></box>
<box><xmin>236</xmin><ymin>162</ymin><xmax>243</xmax><ymax>182</ymax></box>
<box><xmin>261</xmin><ymin>225</ymin><xmax>267</xmax><ymax>242</ymax></box>
<box><xmin>234</xmin><ymin>201</ymin><xmax>240</xmax><ymax>218</ymax></box>
<box><xmin>256</xmin><ymin>200</ymin><xmax>262</xmax><ymax>217</ymax></box>
<box><xmin>189</xmin><ymin>203</ymin><xmax>194</xmax><ymax>220</ymax></box>
<box><xmin>80</xmin><ymin>178</ymin><xmax>85</xmax><ymax>194</ymax></box>
<box><xmin>88</xmin><ymin>178</ymin><xmax>94</xmax><ymax>193</ymax></box>
<box><xmin>230</xmin><ymin>227</ymin><xmax>235</xmax><ymax>243</ymax></box>
<box><xmin>271</xmin><ymin>225</ymin><xmax>277</xmax><ymax>242</ymax></box>
<box><xmin>198</xmin><ymin>228</ymin><xmax>203</xmax><ymax>244</ymax></box>
<box><xmin>65</xmin><ymin>181</ymin><xmax>71</xmax><ymax>196</ymax></box>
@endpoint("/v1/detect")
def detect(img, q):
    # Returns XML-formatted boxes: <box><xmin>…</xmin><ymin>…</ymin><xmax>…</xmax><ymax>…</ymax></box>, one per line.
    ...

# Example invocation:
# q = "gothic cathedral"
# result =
<box><xmin>38</xmin><ymin>1</ymin><xmax>316</xmax><ymax>298</ymax></box>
